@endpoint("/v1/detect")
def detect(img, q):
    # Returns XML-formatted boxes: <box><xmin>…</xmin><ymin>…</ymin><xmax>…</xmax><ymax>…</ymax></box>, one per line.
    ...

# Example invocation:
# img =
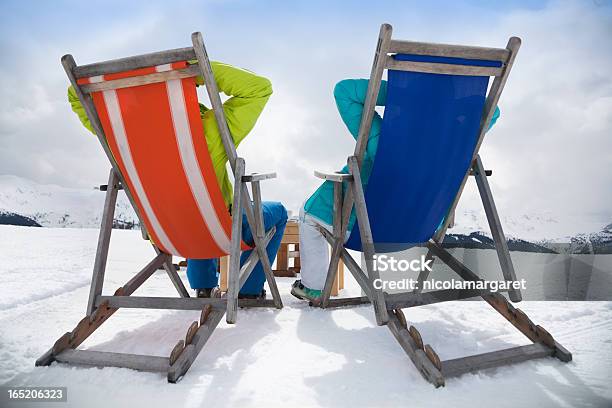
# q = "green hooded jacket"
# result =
<box><xmin>68</xmin><ymin>61</ymin><xmax>272</xmax><ymax>207</ymax></box>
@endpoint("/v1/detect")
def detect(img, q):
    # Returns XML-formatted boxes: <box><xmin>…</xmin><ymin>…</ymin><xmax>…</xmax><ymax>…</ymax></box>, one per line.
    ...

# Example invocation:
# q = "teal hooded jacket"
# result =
<box><xmin>303</xmin><ymin>79</ymin><xmax>500</xmax><ymax>229</ymax></box>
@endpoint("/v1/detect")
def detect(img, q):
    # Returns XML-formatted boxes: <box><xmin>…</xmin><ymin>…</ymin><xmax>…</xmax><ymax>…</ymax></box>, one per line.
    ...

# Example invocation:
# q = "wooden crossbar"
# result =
<box><xmin>386</xmin><ymin>58</ymin><xmax>503</xmax><ymax>77</ymax></box>
<box><xmin>55</xmin><ymin>349</ymin><xmax>170</xmax><ymax>372</ymax></box>
<box><xmin>72</xmin><ymin>47</ymin><xmax>196</xmax><ymax>78</ymax></box>
<box><xmin>388</xmin><ymin>39</ymin><xmax>510</xmax><ymax>62</ymax></box>
<box><xmin>80</xmin><ymin>65</ymin><xmax>201</xmax><ymax>93</ymax></box>
<box><xmin>317</xmin><ymin>288</ymin><xmax>504</xmax><ymax>310</ymax></box>
<box><xmin>95</xmin><ymin>296</ymin><xmax>226</xmax><ymax>310</ymax></box>
<box><xmin>94</xmin><ymin>296</ymin><xmax>276</xmax><ymax>310</ymax></box>
<box><xmin>441</xmin><ymin>343</ymin><xmax>554</xmax><ymax>378</ymax></box>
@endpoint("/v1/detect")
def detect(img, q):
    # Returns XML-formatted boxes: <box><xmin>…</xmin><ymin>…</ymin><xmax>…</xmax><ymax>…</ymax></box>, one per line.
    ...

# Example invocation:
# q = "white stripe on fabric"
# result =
<box><xmin>159</xmin><ymin>65</ymin><xmax>232</xmax><ymax>253</ymax></box>
<box><xmin>89</xmin><ymin>75</ymin><xmax>104</xmax><ymax>83</ymax></box>
<box><xmin>101</xmin><ymin>89</ymin><xmax>180</xmax><ymax>256</ymax></box>
<box><xmin>156</xmin><ymin>63</ymin><xmax>172</xmax><ymax>72</ymax></box>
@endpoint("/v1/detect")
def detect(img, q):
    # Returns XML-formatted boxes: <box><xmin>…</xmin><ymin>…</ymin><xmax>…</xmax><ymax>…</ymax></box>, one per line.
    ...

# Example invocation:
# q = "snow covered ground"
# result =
<box><xmin>0</xmin><ymin>225</ymin><xmax>611</xmax><ymax>407</ymax></box>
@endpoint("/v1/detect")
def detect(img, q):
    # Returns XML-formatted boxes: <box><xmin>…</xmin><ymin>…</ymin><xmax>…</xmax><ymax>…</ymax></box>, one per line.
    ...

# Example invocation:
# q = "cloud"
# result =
<box><xmin>0</xmin><ymin>0</ymin><xmax>610</xmax><ymax>233</ymax></box>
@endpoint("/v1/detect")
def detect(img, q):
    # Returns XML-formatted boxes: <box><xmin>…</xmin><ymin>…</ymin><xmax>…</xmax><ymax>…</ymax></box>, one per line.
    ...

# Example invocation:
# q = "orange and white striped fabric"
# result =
<box><xmin>78</xmin><ymin>62</ymin><xmax>248</xmax><ymax>258</ymax></box>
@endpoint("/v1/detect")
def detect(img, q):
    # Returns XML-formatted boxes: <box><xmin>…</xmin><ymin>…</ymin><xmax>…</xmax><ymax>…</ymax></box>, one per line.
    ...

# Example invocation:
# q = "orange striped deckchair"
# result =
<box><xmin>36</xmin><ymin>32</ymin><xmax>283</xmax><ymax>382</ymax></box>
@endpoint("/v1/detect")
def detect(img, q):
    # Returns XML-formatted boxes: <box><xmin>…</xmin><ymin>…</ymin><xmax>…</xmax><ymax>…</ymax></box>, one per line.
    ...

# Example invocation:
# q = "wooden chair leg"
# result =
<box><xmin>219</xmin><ymin>256</ymin><xmax>229</xmax><ymax>292</ymax></box>
<box><xmin>276</xmin><ymin>243</ymin><xmax>288</xmax><ymax>273</ymax></box>
<box><xmin>273</xmin><ymin>242</ymin><xmax>298</xmax><ymax>277</ymax></box>
<box><xmin>338</xmin><ymin>258</ymin><xmax>344</xmax><ymax>290</ymax></box>
<box><xmin>331</xmin><ymin>258</ymin><xmax>344</xmax><ymax>296</ymax></box>
<box><xmin>331</xmin><ymin>269</ymin><xmax>339</xmax><ymax>297</ymax></box>
<box><xmin>226</xmin><ymin>159</ymin><xmax>245</xmax><ymax>324</ymax></box>
<box><xmin>293</xmin><ymin>243</ymin><xmax>301</xmax><ymax>272</ymax></box>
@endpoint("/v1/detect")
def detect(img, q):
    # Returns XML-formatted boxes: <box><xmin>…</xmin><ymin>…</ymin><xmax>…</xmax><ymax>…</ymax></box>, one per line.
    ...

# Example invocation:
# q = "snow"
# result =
<box><xmin>0</xmin><ymin>175</ymin><xmax>138</xmax><ymax>228</ymax></box>
<box><xmin>0</xmin><ymin>225</ymin><xmax>611</xmax><ymax>408</ymax></box>
<box><xmin>450</xmin><ymin>208</ymin><xmax>608</xmax><ymax>243</ymax></box>
<box><xmin>1</xmin><ymin>174</ymin><xmax>609</xmax><ymax>240</ymax></box>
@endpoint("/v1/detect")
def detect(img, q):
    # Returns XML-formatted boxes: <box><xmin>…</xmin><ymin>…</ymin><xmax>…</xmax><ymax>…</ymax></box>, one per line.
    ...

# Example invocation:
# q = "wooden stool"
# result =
<box><xmin>274</xmin><ymin>220</ymin><xmax>299</xmax><ymax>277</ymax></box>
<box><xmin>218</xmin><ymin>220</ymin><xmax>344</xmax><ymax>296</ymax></box>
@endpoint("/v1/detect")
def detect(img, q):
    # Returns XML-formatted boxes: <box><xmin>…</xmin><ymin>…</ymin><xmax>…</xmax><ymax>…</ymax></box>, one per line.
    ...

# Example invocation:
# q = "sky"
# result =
<box><xmin>0</xmin><ymin>0</ymin><xmax>611</xmax><ymax>233</ymax></box>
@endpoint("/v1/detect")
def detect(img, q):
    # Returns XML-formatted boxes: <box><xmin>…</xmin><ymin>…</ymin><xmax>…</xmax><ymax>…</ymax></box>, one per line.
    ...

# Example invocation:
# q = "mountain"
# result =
<box><xmin>442</xmin><ymin>232</ymin><xmax>557</xmax><ymax>253</ymax></box>
<box><xmin>0</xmin><ymin>175</ymin><xmax>139</xmax><ymax>229</ymax></box>
<box><xmin>445</xmin><ymin>208</ymin><xmax>562</xmax><ymax>252</ymax></box>
<box><xmin>1</xmin><ymin>175</ymin><xmax>609</xmax><ymax>253</ymax></box>
<box><xmin>586</xmin><ymin>223</ymin><xmax>612</xmax><ymax>254</ymax></box>
<box><xmin>541</xmin><ymin>223</ymin><xmax>612</xmax><ymax>254</ymax></box>
<box><xmin>447</xmin><ymin>209</ymin><xmax>611</xmax><ymax>253</ymax></box>
<box><xmin>0</xmin><ymin>211</ymin><xmax>41</xmax><ymax>227</ymax></box>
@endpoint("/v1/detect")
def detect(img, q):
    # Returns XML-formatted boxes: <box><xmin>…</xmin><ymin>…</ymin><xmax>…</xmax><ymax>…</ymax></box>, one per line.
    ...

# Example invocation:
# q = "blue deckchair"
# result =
<box><xmin>313</xmin><ymin>24</ymin><xmax>571</xmax><ymax>387</ymax></box>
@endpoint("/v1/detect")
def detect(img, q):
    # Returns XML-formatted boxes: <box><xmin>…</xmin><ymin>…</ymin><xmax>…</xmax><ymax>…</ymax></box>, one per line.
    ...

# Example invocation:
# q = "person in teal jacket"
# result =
<box><xmin>291</xmin><ymin>79</ymin><xmax>500</xmax><ymax>302</ymax></box>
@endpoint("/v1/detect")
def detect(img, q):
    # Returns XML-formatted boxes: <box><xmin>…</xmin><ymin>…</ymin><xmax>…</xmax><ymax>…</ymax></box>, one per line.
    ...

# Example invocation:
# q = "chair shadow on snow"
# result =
<box><xmin>78</xmin><ymin>306</ymin><xmax>283</xmax><ymax>406</ymax></box>
<box><xmin>295</xmin><ymin>303</ymin><xmax>610</xmax><ymax>407</ymax></box>
<box><xmin>19</xmin><ymin>298</ymin><xmax>610</xmax><ymax>407</ymax></box>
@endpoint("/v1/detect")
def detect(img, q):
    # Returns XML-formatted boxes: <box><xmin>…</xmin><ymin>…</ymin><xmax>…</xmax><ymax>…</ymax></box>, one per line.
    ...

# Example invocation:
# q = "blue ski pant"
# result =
<box><xmin>186</xmin><ymin>201</ymin><xmax>287</xmax><ymax>295</ymax></box>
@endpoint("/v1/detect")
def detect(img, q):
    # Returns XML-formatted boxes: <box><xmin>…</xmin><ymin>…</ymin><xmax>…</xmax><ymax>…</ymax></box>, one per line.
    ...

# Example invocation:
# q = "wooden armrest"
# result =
<box><xmin>99</xmin><ymin>183</ymin><xmax>123</xmax><ymax>191</ymax></box>
<box><xmin>314</xmin><ymin>170</ymin><xmax>353</xmax><ymax>183</ymax></box>
<box><xmin>242</xmin><ymin>172</ymin><xmax>277</xmax><ymax>182</ymax></box>
<box><xmin>469</xmin><ymin>169</ymin><xmax>492</xmax><ymax>176</ymax></box>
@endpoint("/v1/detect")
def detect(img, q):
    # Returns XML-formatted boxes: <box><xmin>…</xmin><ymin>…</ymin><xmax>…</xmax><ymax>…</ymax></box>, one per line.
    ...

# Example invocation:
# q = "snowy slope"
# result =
<box><xmin>0</xmin><ymin>175</ymin><xmax>138</xmax><ymax>229</ymax></box>
<box><xmin>448</xmin><ymin>209</ymin><xmax>612</xmax><ymax>253</ymax></box>
<box><xmin>450</xmin><ymin>208</ymin><xmax>608</xmax><ymax>242</ymax></box>
<box><xmin>557</xmin><ymin>223</ymin><xmax>612</xmax><ymax>254</ymax></box>
<box><xmin>1</xmin><ymin>175</ymin><xmax>610</xmax><ymax>253</ymax></box>
<box><xmin>451</xmin><ymin>208</ymin><xmax>561</xmax><ymax>240</ymax></box>
<box><xmin>0</xmin><ymin>175</ymin><xmax>575</xmax><ymax>236</ymax></box>
<box><xmin>0</xmin><ymin>225</ymin><xmax>611</xmax><ymax>407</ymax></box>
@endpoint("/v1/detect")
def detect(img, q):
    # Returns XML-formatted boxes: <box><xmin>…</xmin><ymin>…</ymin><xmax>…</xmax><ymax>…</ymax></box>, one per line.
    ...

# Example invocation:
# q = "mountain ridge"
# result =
<box><xmin>1</xmin><ymin>175</ymin><xmax>610</xmax><ymax>253</ymax></box>
<box><xmin>0</xmin><ymin>174</ymin><xmax>139</xmax><ymax>229</ymax></box>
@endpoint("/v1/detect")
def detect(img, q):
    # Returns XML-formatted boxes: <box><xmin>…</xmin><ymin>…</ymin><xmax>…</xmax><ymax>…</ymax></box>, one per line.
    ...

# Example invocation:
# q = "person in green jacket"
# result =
<box><xmin>69</xmin><ymin>62</ymin><xmax>287</xmax><ymax>298</ymax></box>
<box><xmin>291</xmin><ymin>78</ymin><xmax>500</xmax><ymax>302</ymax></box>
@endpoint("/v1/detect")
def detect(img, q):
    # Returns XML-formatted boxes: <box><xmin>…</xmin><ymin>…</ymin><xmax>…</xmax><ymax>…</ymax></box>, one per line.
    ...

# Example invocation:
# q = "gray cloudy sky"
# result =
<box><xmin>1</xmin><ymin>0</ymin><xmax>610</xmax><ymax>233</ymax></box>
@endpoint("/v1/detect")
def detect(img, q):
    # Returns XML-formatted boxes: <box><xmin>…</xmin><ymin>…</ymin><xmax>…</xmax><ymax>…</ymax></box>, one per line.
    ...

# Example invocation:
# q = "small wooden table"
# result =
<box><xmin>219</xmin><ymin>220</ymin><xmax>344</xmax><ymax>296</ymax></box>
<box><xmin>273</xmin><ymin>220</ymin><xmax>301</xmax><ymax>277</ymax></box>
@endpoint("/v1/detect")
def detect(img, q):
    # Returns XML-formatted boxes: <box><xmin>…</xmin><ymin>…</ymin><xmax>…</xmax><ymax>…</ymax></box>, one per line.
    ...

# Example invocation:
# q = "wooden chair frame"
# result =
<box><xmin>313</xmin><ymin>24</ymin><xmax>571</xmax><ymax>387</ymax></box>
<box><xmin>36</xmin><ymin>32</ymin><xmax>282</xmax><ymax>383</ymax></box>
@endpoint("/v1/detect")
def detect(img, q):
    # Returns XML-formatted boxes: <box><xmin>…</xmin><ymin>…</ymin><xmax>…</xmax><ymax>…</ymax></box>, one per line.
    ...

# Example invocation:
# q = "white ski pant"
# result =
<box><xmin>298</xmin><ymin>206</ymin><xmax>351</xmax><ymax>291</ymax></box>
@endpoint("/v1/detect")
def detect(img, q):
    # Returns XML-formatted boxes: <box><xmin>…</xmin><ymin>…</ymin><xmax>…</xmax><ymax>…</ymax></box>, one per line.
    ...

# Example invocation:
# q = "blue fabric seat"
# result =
<box><xmin>345</xmin><ymin>54</ymin><xmax>502</xmax><ymax>252</ymax></box>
